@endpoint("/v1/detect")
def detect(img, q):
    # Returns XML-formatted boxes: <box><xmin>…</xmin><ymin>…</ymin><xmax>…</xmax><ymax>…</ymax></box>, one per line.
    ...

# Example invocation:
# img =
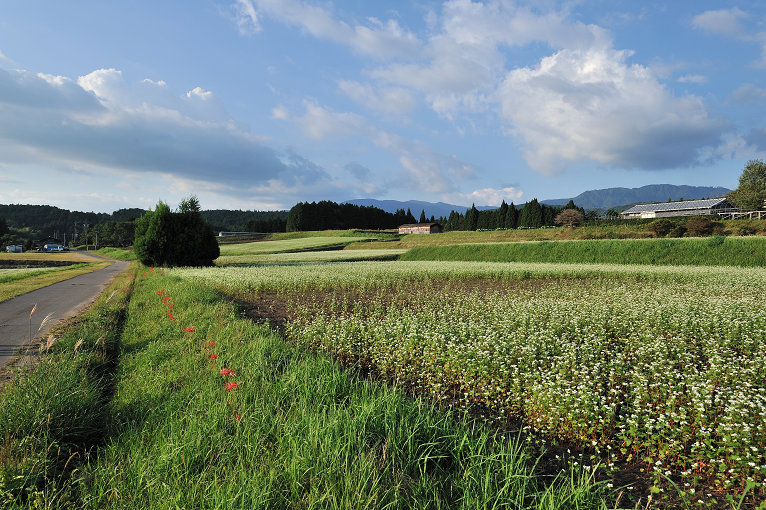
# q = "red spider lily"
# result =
<box><xmin>150</xmin><ymin>267</ymin><xmax>154</xmax><ymax>271</ymax></box>
<box><xmin>219</xmin><ymin>368</ymin><xmax>236</xmax><ymax>376</ymax></box>
<box><xmin>184</xmin><ymin>326</ymin><xmax>196</xmax><ymax>333</ymax></box>
<box><xmin>168</xmin><ymin>314</ymin><xmax>176</xmax><ymax>321</ymax></box>
<box><xmin>208</xmin><ymin>354</ymin><xmax>218</xmax><ymax>360</ymax></box>
<box><xmin>208</xmin><ymin>341</ymin><xmax>216</xmax><ymax>346</ymax></box>
<box><xmin>225</xmin><ymin>382</ymin><xmax>239</xmax><ymax>391</ymax></box>
<box><xmin>155</xmin><ymin>289</ymin><xmax>165</xmax><ymax>295</ymax></box>
<box><xmin>162</xmin><ymin>297</ymin><xmax>171</xmax><ymax>303</ymax></box>
<box><xmin>232</xmin><ymin>412</ymin><xmax>242</xmax><ymax>422</ymax></box>
<box><xmin>142</xmin><ymin>272</ymin><xmax>148</xmax><ymax>276</ymax></box>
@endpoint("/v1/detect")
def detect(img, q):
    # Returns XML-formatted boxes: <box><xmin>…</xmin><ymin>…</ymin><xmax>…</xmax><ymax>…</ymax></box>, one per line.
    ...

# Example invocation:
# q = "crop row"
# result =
<box><xmin>173</xmin><ymin>261</ymin><xmax>766</xmax><ymax>496</ymax></box>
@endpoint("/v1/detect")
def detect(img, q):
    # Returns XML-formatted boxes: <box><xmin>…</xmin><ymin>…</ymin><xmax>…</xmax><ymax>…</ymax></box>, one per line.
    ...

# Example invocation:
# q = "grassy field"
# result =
<box><xmin>0</xmin><ymin>252</ymin><xmax>99</xmax><ymax>263</ymax></box>
<box><xmin>3</xmin><ymin>230</ymin><xmax>766</xmax><ymax>508</ymax></box>
<box><xmin>218</xmin><ymin>235</ymin><xmax>380</xmax><ymax>257</ymax></box>
<box><xmin>400</xmin><ymin>236</ymin><xmax>766</xmax><ymax>267</ymax></box>
<box><xmin>0</xmin><ymin>261</ymin><xmax>111</xmax><ymax>302</ymax></box>
<box><xmin>0</xmin><ymin>267</ymin><xmax>612</xmax><ymax>509</ymax></box>
<box><xmin>216</xmin><ymin>248</ymin><xmax>406</xmax><ymax>265</ymax></box>
<box><xmin>175</xmin><ymin>260</ymin><xmax>766</xmax><ymax>508</ymax></box>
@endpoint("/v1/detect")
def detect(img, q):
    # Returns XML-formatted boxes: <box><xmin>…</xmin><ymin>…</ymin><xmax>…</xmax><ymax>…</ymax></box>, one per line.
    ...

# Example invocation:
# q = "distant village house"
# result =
<box><xmin>398</xmin><ymin>223</ymin><xmax>443</xmax><ymax>234</ymax></box>
<box><xmin>620</xmin><ymin>198</ymin><xmax>738</xmax><ymax>219</ymax></box>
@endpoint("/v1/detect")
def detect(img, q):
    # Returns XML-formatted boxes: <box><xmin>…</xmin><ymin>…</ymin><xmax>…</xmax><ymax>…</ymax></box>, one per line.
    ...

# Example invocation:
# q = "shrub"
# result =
<box><xmin>133</xmin><ymin>199</ymin><xmax>220</xmax><ymax>267</ymax></box>
<box><xmin>555</xmin><ymin>209</ymin><xmax>584</xmax><ymax>227</ymax></box>
<box><xmin>684</xmin><ymin>217</ymin><xmax>716</xmax><ymax>237</ymax></box>
<box><xmin>669</xmin><ymin>225</ymin><xmax>687</xmax><ymax>238</ymax></box>
<box><xmin>647</xmin><ymin>219</ymin><xmax>673</xmax><ymax>237</ymax></box>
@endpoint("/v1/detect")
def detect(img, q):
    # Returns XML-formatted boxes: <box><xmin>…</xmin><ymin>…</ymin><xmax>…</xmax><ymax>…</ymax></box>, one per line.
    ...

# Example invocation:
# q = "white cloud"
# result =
<box><xmin>338</xmin><ymin>80</ymin><xmax>416</xmax><ymax>116</ymax></box>
<box><xmin>233</xmin><ymin>0</ymin><xmax>261</xmax><ymax>34</ymax></box>
<box><xmin>0</xmin><ymin>50</ymin><xmax>14</xmax><ymax>64</ymax></box>
<box><xmin>677</xmin><ymin>74</ymin><xmax>707</xmax><ymax>84</ymax></box>
<box><xmin>497</xmin><ymin>47</ymin><xmax>724</xmax><ymax>174</ymax></box>
<box><xmin>444</xmin><ymin>186</ymin><xmax>524</xmax><ymax>207</ymax></box>
<box><xmin>0</xmin><ymin>64</ymin><xmax>334</xmax><ymax>197</ymax></box>
<box><xmin>292</xmin><ymin>100</ymin><xmax>372</xmax><ymax>139</ymax></box>
<box><xmin>691</xmin><ymin>8</ymin><xmax>747</xmax><ymax>38</ymax></box>
<box><xmin>731</xmin><ymin>83</ymin><xmax>766</xmax><ymax>103</ymax></box>
<box><xmin>237</xmin><ymin>0</ymin><xmax>420</xmax><ymax>59</ymax></box>
<box><xmin>692</xmin><ymin>8</ymin><xmax>766</xmax><ymax>68</ymax></box>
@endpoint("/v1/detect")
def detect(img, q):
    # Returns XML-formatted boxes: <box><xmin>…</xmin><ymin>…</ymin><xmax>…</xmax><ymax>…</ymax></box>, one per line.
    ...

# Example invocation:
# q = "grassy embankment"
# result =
<box><xmin>401</xmin><ymin>236</ymin><xmax>766</xmax><ymax>267</ymax></box>
<box><xmin>0</xmin><ymin>267</ymin><xmax>612</xmax><ymax>508</ymax></box>
<box><xmin>347</xmin><ymin>220</ymin><xmax>766</xmax><ymax>251</ymax></box>
<box><xmin>216</xmin><ymin>235</ymin><xmax>403</xmax><ymax>265</ymax></box>
<box><xmin>0</xmin><ymin>252</ymin><xmax>111</xmax><ymax>302</ymax></box>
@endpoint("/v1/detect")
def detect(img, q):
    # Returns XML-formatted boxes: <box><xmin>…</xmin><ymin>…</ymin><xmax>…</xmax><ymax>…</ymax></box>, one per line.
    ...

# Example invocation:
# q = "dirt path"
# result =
<box><xmin>0</xmin><ymin>260</ymin><xmax>129</xmax><ymax>367</ymax></box>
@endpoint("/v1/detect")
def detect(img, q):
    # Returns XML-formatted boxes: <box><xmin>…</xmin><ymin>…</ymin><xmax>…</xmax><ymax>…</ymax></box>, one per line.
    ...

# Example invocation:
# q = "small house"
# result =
<box><xmin>398</xmin><ymin>223</ymin><xmax>443</xmax><ymax>234</ymax></box>
<box><xmin>620</xmin><ymin>198</ymin><xmax>738</xmax><ymax>219</ymax></box>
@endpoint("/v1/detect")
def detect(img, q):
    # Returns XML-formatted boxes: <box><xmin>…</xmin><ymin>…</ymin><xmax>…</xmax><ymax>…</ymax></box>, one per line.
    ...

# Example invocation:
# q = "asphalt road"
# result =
<box><xmin>0</xmin><ymin>260</ymin><xmax>130</xmax><ymax>367</ymax></box>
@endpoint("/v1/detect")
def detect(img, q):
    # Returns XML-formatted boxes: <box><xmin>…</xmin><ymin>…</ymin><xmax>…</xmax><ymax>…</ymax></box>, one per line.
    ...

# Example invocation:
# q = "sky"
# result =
<box><xmin>0</xmin><ymin>1</ymin><xmax>765</xmax><ymax>213</ymax></box>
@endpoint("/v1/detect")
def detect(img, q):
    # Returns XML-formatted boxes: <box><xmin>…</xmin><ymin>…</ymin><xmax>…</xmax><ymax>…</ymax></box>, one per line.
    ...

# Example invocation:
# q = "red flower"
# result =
<box><xmin>168</xmin><ymin>314</ymin><xmax>176</xmax><ymax>321</ymax></box>
<box><xmin>185</xmin><ymin>326</ymin><xmax>196</xmax><ymax>333</ymax></box>
<box><xmin>150</xmin><ymin>267</ymin><xmax>154</xmax><ymax>271</ymax></box>
<box><xmin>208</xmin><ymin>341</ymin><xmax>216</xmax><ymax>346</ymax></box>
<box><xmin>155</xmin><ymin>289</ymin><xmax>165</xmax><ymax>295</ymax></box>
<box><xmin>225</xmin><ymin>382</ymin><xmax>239</xmax><ymax>391</ymax></box>
<box><xmin>162</xmin><ymin>297</ymin><xmax>171</xmax><ymax>303</ymax></box>
<box><xmin>232</xmin><ymin>412</ymin><xmax>242</xmax><ymax>422</ymax></box>
<box><xmin>220</xmin><ymin>368</ymin><xmax>236</xmax><ymax>376</ymax></box>
<box><xmin>208</xmin><ymin>354</ymin><xmax>218</xmax><ymax>360</ymax></box>
<box><xmin>142</xmin><ymin>272</ymin><xmax>148</xmax><ymax>276</ymax></box>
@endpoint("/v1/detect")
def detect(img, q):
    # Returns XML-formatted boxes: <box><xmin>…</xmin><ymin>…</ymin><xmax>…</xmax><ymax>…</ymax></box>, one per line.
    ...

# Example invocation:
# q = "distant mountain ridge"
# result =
<box><xmin>343</xmin><ymin>199</ymin><xmax>494</xmax><ymax>220</ymax></box>
<box><xmin>541</xmin><ymin>184</ymin><xmax>731</xmax><ymax>210</ymax></box>
<box><xmin>347</xmin><ymin>185</ymin><xmax>731</xmax><ymax>218</ymax></box>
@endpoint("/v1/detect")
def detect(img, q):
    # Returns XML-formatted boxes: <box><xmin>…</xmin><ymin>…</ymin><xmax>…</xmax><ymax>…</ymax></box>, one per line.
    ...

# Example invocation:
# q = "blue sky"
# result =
<box><xmin>0</xmin><ymin>1</ymin><xmax>764</xmax><ymax>213</ymax></box>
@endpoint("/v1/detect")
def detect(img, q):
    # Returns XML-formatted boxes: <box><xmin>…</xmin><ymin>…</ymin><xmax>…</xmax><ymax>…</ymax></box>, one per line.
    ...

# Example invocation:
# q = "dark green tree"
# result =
<box><xmin>504</xmin><ymin>203</ymin><xmax>517</xmax><ymax>229</ymax></box>
<box><xmin>464</xmin><ymin>204</ymin><xmax>479</xmax><ymax>230</ymax></box>
<box><xmin>419</xmin><ymin>209</ymin><xmax>427</xmax><ymax>223</ymax></box>
<box><xmin>133</xmin><ymin>200</ymin><xmax>219</xmax><ymax>267</ymax></box>
<box><xmin>728</xmin><ymin>159</ymin><xmax>766</xmax><ymax>210</ymax></box>
<box><xmin>518</xmin><ymin>199</ymin><xmax>543</xmax><ymax>228</ymax></box>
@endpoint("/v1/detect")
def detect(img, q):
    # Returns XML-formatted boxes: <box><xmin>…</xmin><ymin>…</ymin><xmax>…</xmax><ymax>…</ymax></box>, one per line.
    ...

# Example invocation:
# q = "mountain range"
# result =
<box><xmin>345</xmin><ymin>184</ymin><xmax>731</xmax><ymax>218</ymax></box>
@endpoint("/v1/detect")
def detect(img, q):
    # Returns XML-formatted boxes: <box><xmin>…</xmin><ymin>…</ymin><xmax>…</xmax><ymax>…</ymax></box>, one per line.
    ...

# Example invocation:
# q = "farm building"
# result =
<box><xmin>620</xmin><ymin>198</ymin><xmax>738</xmax><ymax>219</ymax></box>
<box><xmin>398</xmin><ymin>223</ymin><xmax>443</xmax><ymax>234</ymax></box>
<box><xmin>5</xmin><ymin>245</ymin><xmax>23</xmax><ymax>253</ymax></box>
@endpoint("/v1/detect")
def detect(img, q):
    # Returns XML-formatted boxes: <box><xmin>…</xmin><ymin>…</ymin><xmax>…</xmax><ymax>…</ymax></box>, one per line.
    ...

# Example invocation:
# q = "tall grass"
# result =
<box><xmin>0</xmin><ymin>266</ymin><xmax>134</xmax><ymax>507</ymax></box>
<box><xmin>401</xmin><ymin>236</ymin><xmax>766</xmax><ymax>267</ymax></box>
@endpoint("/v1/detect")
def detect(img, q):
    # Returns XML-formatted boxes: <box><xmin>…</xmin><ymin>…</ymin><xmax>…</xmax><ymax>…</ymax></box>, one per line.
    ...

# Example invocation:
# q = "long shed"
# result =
<box><xmin>620</xmin><ymin>198</ymin><xmax>738</xmax><ymax>219</ymax></box>
<box><xmin>398</xmin><ymin>223</ymin><xmax>443</xmax><ymax>234</ymax></box>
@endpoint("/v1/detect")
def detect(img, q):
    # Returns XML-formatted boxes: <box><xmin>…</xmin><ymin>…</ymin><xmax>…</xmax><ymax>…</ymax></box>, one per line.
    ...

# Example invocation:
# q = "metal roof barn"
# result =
<box><xmin>621</xmin><ymin>198</ymin><xmax>738</xmax><ymax>219</ymax></box>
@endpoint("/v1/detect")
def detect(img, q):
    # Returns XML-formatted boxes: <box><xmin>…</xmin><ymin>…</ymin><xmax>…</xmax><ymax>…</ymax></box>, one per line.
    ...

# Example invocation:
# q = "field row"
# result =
<box><xmin>174</xmin><ymin>261</ymin><xmax>766</xmax><ymax>499</ymax></box>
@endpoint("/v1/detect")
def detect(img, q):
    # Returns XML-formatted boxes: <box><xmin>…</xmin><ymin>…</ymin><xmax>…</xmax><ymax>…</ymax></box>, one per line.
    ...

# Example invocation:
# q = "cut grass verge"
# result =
<box><xmin>0</xmin><ymin>261</ymin><xmax>111</xmax><ymax>303</ymax></box>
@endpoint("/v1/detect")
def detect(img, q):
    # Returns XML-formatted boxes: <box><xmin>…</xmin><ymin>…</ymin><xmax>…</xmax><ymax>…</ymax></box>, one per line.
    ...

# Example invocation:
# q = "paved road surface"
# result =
<box><xmin>0</xmin><ymin>260</ymin><xmax>130</xmax><ymax>367</ymax></box>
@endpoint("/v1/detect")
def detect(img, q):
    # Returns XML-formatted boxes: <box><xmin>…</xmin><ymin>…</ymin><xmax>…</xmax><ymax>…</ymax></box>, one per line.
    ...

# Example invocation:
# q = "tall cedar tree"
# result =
<box><xmin>134</xmin><ymin>199</ymin><xmax>219</xmax><ymax>267</ymax></box>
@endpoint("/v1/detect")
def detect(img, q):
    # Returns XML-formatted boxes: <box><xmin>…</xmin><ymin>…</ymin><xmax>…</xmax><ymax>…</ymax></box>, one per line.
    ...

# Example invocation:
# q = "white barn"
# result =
<box><xmin>621</xmin><ymin>198</ymin><xmax>738</xmax><ymax>219</ymax></box>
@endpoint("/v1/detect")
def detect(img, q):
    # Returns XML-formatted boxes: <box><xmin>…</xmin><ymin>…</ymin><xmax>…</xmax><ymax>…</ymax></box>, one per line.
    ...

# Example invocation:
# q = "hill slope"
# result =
<box><xmin>542</xmin><ymin>184</ymin><xmax>730</xmax><ymax>210</ymax></box>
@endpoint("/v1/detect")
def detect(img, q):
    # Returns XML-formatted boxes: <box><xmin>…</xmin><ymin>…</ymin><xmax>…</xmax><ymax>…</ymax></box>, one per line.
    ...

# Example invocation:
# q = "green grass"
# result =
<box><xmin>1</xmin><ymin>268</ymin><xmax>614</xmax><ymax>508</ymax></box>
<box><xmin>216</xmin><ymin>248</ymin><xmax>406</xmax><ymax>265</ymax></box>
<box><xmin>0</xmin><ymin>266</ymin><xmax>134</xmax><ymax>507</ymax></box>
<box><xmin>93</xmin><ymin>247</ymin><xmax>136</xmax><ymax>261</ymax></box>
<box><xmin>401</xmin><ymin>236</ymin><xmax>766</xmax><ymax>267</ymax></box>
<box><xmin>218</xmin><ymin>236</ymin><xmax>378</xmax><ymax>256</ymax></box>
<box><xmin>0</xmin><ymin>262</ymin><xmax>111</xmax><ymax>303</ymax></box>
